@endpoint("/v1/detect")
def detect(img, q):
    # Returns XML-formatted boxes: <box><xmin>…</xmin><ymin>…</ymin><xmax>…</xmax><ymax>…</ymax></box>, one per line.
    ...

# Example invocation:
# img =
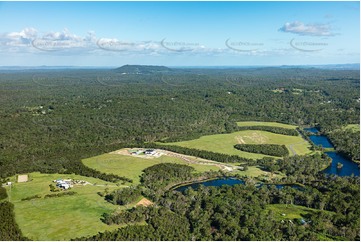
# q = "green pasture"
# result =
<box><xmin>82</xmin><ymin>152</ymin><xmax>220</xmax><ymax>185</ymax></box>
<box><xmin>5</xmin><ymin>172</ymin><xmax>131</xmax><ymax>241</ymax></box>
<box><xmin>164</xmin><ymin>126</ymin><xmax>311</xmax><ymax>159</ymax></box>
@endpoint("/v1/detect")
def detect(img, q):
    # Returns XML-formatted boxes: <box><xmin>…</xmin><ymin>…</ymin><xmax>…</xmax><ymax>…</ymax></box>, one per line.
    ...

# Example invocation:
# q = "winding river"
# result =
<box><xmin>304</xmin><ymin>127</ymin><xmax>359</xmax><ymax>177</ymax></box>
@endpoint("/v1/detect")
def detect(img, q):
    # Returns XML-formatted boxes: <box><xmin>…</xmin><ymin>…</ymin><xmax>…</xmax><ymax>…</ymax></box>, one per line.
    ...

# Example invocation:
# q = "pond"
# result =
<box><xmin>175</xmin><ymin>178</ymin><xmax>304</xmax><ymax>192</ymax></box>
<box><xmin>175</xmin><ymin>178</ymin><xmax>245</xmax><ymax>192</ymax></box>
<box><xmin>304</xmin><ymin>127</ymin><xmax>320</xmax><ymax>134</ymax></box>
<box><xmin>323</xmin><ymin>152</ymin><xmax>360</xmax><ymax>177</ymax></box>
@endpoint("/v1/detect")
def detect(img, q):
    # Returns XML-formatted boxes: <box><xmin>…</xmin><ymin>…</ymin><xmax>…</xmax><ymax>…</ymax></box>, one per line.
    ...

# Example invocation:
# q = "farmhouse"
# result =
<box><xmin>144</xmin><ymin>149</ymin><xmax>156</xmax><ymax>155</ymax></box>
<box><xmin>129</xmin><ymin>149</ymin><xmax>143</xmax><ymax>155</ymax></box>
<box><xmin>54</xmin><ymin>179</ymin><xmax>73</xmax><ymax>190</ymax></box>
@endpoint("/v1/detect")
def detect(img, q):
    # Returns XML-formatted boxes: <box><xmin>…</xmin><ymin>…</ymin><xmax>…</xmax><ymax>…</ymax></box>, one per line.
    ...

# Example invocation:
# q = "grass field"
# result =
<box><xmin>231</xmin><ymin>165</ymin><xmax>284</xmax><ymax>178</ymax></box>
<box><xmin>5</xmin><ymin>172</ymin><xmax>134</xmax><ymax>241</ymax></box>
<box><xmin>266</xmin><ymin>204</ymin><xmax>337</xmax><ymax>241</ymax></box>
<box><xmin>265</xmin><ymin>204</ymin><xmax>324</xmax><ymax>221</ymax></box>
<box><xmin>343</xmin><ymin>124</ymin><xmax>360</xmax><ymax>132</ymax></box>
<box><xmin>237</xmin><ymin>121</ymin><xmax>298</xmax><ymax>129</ymax></box>
<box><xmin>164</xmin><ymin>121</ymin><xmax>312</xmax><ymax>159</ymax></box>
<box><xmin>82</xmin><ymin>152</ymin><xmax>220</xmax><ymax>185</ymax></box>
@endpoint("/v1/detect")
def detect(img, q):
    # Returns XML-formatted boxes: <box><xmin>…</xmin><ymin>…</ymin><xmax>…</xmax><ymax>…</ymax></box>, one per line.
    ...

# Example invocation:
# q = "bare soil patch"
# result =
<box><xmin>244</xmin><ymin>132</ymin><xmax>269</xmax><ymax>144</ymax></box>
<box><xmin>17</xmin><ymin>174</ymin><xmax>28</xmax><ymax>183</ymax></box>
<box><xmin>235</xmin><ymin>135</ymin><xmax>246</xmax><ymax>144</ymax></box>
<box><xmin>136</xmin><ymin>198</ymin><xmax>154</xmax><ymax>207</ymax></box>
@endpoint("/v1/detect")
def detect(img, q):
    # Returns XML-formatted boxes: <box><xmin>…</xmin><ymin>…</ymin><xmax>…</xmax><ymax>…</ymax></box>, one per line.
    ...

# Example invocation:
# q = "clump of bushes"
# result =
<box><xmin>21</xmin><ymin>195</ymin><xmax>42</xmax><ymax>201</ymax></box>
<box><xmin>44</xmin><ymin>191</ymin><xmax>77</xmax><ymax>198</ymax></box>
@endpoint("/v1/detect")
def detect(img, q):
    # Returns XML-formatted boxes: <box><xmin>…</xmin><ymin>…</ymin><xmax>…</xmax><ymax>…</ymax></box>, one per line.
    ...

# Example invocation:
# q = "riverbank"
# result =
<box><xmin>303</xmin><ymin>127</ymin><xmax>359</xmax><ymax>177</ymax></box>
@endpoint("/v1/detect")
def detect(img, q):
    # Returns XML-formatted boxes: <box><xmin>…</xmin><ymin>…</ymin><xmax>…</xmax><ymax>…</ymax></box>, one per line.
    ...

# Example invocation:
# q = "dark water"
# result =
<box><xmin>324</xmin><ymin>152</ymin><xmax>360</xmax><ymax>177</ymax></box>
<box><xmin>175</xmin><ymin>178</ymin><xmax>245</xmax><ymax>192</ymax></box>
<box><xmin>304</xmin><ymin>128</ymin><xmax>359</xmax><ymax>177</ymax></box>
<box><xmin>175</xmin><ymin>178</ymin><xmax>304</xmax><ymax>192</ymax></box>
<box><xmin>304</xmin><ymin>127</ymin><xmax>320</xmax><ymax>134</ymax></box>
<box><xmin>308</xmin><ymin>135</ymin><xmax>334</xmax><ymax>148</ymax></box>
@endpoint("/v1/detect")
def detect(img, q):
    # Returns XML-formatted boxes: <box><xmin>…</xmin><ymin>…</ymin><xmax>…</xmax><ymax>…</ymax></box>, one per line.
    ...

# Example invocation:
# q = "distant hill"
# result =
<box><xmin>115</xmin><ymin>65</ymin><xmax>172</xmax><ymax>74</ymax></box>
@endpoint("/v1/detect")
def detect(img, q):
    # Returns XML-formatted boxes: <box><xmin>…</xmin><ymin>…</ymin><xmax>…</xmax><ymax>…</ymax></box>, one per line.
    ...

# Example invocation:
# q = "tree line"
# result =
<box><xmin>77</xmin><ymin>171</ymin><xmax>359</xmax><ymax>241</ymax></box>
<box><xmin>327</xmin><ymin>128</ymin><xmax>360</xmax><ymax>161</ymax></box>
<box><xmin>234</xmin><ymin>144</ymin><xmax>289</xmax><ymax>157</ymax></box>
<box><xmin>0</xmin><ymin>201</ymin><xmax>28</xmax><ymax>240</ymax></box>
<box><xmin>237</xmin><ymin>125</ymin><xmax>299</xmax><ymax>136</ymax></box>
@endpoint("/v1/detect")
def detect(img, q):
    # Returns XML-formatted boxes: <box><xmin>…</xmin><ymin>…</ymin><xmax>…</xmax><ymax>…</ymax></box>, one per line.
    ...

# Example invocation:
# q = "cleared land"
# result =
<box><xmin>264</xmin><ymin>204</ymin><xmax>338</xmax><ymax>240</ymax></box>
<box><xmin>5</xmin><ymin>172</ymin><xmax>132</xmax><ymax>241</ymax></box>
<box><xmin>164</xmin><ymin>127</ymin><xmax>311</xmax><ymax>159</ymax></box>
<box><xmin>136</xmin><ymin>198</ymin><xmax>153</xmax><ymax>207</ymax></box>
<box><xmin>17</xmin><ymin>174</ymin><xmax>28</xmax><ymax>183</ymax></box>
<box><xmin>237</xmin><ymin>121</ymin><xmax>297</xmax><ymax>129</ymax></box>
<box><xmin>265</xmin><ymin>204</ymin><xmax>327</xmax><ymax>221</ymax></box>
<box><xmin>343</xmin><ymin>124</ymin><xmax>360</xmax><ymax>132</ymax></box>
<box><xmin>82</xmin><ymin>150</ymin><xmax>220</xmax><ymax>184</ymax></box>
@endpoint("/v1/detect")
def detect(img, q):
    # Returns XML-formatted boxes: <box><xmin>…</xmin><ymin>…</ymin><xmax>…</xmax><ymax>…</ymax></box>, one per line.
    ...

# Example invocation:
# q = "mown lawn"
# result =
<box><xmin>5</xmin><ymin>172</ymin><xmax>132</xmax><ymax>241</ymax></box>
<box><xmin>164</xmin><ymin>129</ymin><xmax>312</xmax><ymax>159</ymax></box>
<box><xmin>82</xmin><ymin>152</ymin><xmax>220</xmax><ymax>185</ymax></box>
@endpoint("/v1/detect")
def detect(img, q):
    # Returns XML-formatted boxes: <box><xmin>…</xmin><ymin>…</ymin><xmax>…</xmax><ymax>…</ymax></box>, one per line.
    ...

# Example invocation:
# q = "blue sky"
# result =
<box><xmin>0</xmin><ymin>1</ymin><xmax>359</xmax><ymax>66</ymax></box>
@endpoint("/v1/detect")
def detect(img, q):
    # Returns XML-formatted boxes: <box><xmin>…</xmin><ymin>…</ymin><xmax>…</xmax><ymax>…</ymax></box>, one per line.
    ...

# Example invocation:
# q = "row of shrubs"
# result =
<box><xmin>21</xmin><ymin>195</ymin><xmax>42</xmax><ymax>201</ymax></box>
<box><xmin>237</xmin><ymin>125</ymin><xmax>299</xmax><ymax>136</ymax></box>
<box><xmin>44</xmin><ymin>191</ymin><xmax>77</xmax><ymax>198</ymax></box>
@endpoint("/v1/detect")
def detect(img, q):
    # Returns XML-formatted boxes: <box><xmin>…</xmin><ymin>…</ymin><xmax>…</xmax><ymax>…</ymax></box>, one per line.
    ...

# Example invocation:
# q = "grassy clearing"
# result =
<box><xmin>265</xmin><ymin>204</ymin><xmax>336</xmax><ymax>241</ymax></box>
<box><xmin>237</xmin><ymin>121</ymin><xmax>298</xmax><ymax>129</ymax></box>
<box><xmin>164</xmin><ymin>129</ymin><xmax>311</xmax><ymax>159</ymax></box>
<box><xmin>265</xmin><ymin>204</ymin><xmax>331</xmax><ymax>221</ymax></box>
<box><xmin>343</xmin><ymin>124</ymin><xmax>360</xmax><ymax>132</ymax></box>
<box><xmin>82</xmin><ymin>152</ymin><xmax>219</xmax><ymax>185</ymax></box>
<box><xmin>5</xmin><ymin>172</ymin><xmax>131</xmax><ymax>241</ymax></box>
<box><xmin>230</xmin><ymin>165</ymin><xmax>277</xmax><ymax>178</ymax></box>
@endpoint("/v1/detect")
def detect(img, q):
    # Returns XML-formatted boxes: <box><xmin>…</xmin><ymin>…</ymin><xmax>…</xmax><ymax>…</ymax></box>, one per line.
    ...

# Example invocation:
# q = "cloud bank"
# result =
<box><xmin>279</xmin><ymin>21</ymin><xmax>335</xmax><ymax>36</ymax></box>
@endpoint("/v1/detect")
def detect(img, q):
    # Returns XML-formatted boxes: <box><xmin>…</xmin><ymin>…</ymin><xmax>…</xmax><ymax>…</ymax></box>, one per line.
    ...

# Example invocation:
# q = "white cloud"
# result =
<box><xmin>0</xmin><ymin>28</ymin><xmax>97</xmax><ymax>53</ymax></box>
<box><xmin>279</xmin><ymin>21</ymin><xmax>335</xmax><ymax>36</ymax></box>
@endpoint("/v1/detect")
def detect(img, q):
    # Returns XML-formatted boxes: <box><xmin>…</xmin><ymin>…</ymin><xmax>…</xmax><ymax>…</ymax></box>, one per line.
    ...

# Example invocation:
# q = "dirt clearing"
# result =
<box><xmin>235</xmin><ymin>135</ymin><xmax>246</xmax><ymax>144</ymax></box>
<box><xmin>244</xmin><ymin>132</ymin><xmax>269</xmax><ymax>144</ymax></box>
<box><xmin>17</xmin><ymin>174</ymin><xmax>28</xmax><ymax>183</ymax></box>
<box><xmin>136</xmin><ymin>198</ymin><xmax>154</xmax><ymax>207</ymax></box>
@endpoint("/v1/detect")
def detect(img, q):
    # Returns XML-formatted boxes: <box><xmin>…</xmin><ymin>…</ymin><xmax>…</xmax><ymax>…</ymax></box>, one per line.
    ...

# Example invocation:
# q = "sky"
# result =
<box><xmin>0</xmin><ymin>1</ymin><xmax>359</xmax><ymax>66</ymax></box>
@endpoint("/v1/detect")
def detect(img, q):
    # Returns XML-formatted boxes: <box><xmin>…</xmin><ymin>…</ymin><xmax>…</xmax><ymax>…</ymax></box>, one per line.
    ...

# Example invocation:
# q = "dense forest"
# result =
<box><xmin>327</xmin><ymin>129</ymin><xmax>360</xmax><ymax>161</ymax></box>
<box><xmin>0</xmin><ymin>67</ymin><xmax>359</xmax><ymax>179</ymax></box>
<box><xmin>0</xmin><ymin>66</ymin><xmax>359</xmax><ymax>240</ymax></box>
<box><xmin>78</xmin><ymin>161</ymin><xmax>359</xmax><ymax>241</ymax></box>
<box><xmin>0</xmin><ymin>201</ymin><xmax>28</xmax><ymax>241</ymax></box>
<box><xmin>234</xmin><ymin>144</ymin><xmax>289</xmax><ymax>157</ymax></box>
<box><xmin>237</xmin><ymin>125</ymin><xmax>298</xmax><ymax>136</ymax></box>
